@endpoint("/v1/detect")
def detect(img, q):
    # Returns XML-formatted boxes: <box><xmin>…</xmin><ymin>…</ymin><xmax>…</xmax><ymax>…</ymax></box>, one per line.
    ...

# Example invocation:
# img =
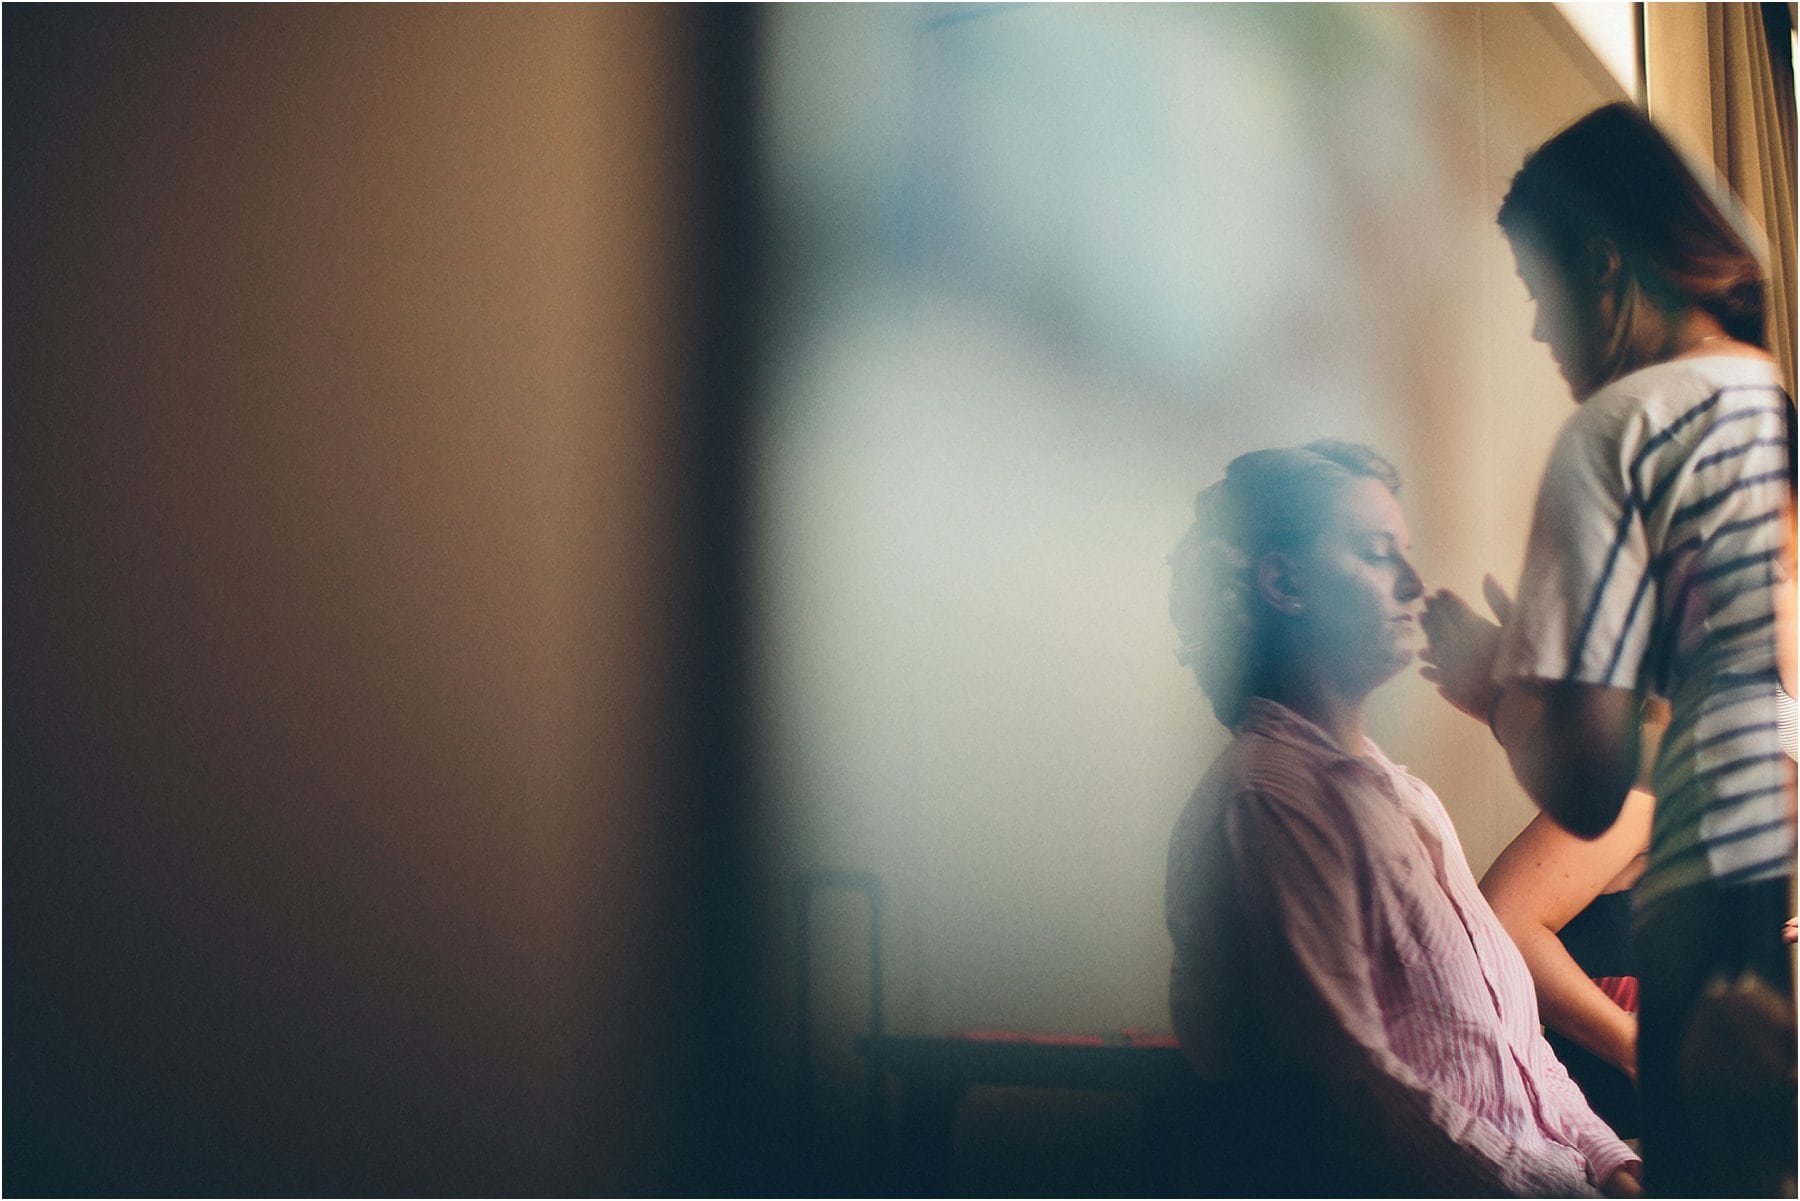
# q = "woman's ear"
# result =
<box><xmin>1585</xmin><ymin>237</ymin><xmax>1626</xmax><ymax>345</ymax></box>
<box><xmin>1256</xmin><ymin>551</ymin><xmax>1306</xmax><ymax>616</ymax></box>
<box><xmin>1586</xmin><ymin>237</ymin><xmax>1622</xmax><ymax>292</ymax></box>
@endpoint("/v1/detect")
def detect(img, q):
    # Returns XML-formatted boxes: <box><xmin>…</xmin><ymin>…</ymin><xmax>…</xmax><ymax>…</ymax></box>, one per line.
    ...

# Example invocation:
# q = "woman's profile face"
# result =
<box><xmin>1511</xmin><ymin>237</ymin><xmax>1599</xmax><ymax>400</ymax></box>
<box><xmin>1286</xmin><ymin>477</ymin><xmax>1425</xmax><ymax>696</ymax></box>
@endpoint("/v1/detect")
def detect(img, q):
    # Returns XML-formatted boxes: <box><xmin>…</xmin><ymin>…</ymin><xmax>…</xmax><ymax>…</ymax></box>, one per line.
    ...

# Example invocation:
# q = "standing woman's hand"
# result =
<box><xmin>1602</xmin><ymin>1162</ymin><xmax>1644</xmax><ymax>1198</ymax></box>
<box><xmin>1419</xmin><ymin>574</ymin><xmax>1514</xmax><ymax>722</ymax></box>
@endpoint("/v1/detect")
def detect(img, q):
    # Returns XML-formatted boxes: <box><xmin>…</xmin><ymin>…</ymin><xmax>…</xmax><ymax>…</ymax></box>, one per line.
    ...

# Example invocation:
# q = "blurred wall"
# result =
<box><xmin>5</xmin><ymin>5</ymin><xmax>755</xmax><ymax>1194</ymax></box>
<box><xmin>756</xmin><ymin>4</ymin><xmax>1629</xmax><ymax>1183</ymax></box>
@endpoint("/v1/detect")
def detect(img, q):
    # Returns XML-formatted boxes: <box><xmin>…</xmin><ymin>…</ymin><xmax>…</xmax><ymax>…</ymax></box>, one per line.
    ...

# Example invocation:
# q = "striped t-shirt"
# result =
<box><xmin>1494</xmin><ymin>355</ymin><xmax>1796</xmax><ymax>925</ymax></box>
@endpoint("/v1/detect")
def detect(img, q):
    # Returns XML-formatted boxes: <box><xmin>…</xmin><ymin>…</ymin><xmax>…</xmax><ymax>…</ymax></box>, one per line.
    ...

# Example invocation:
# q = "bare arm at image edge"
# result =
<box><xmin>1481</xmin><ymin>793</ymin><xmax>1653</xmax><ymax>1078</ymax></box>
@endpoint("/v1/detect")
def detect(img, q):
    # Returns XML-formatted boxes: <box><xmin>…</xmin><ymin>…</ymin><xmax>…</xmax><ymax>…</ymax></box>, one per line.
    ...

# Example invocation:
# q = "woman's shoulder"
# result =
<box><xmin>1561</xmin><ymin>355</ymin><xmax>1786</xmax><ymax>462</ymax></box>
<box><xmin>1225</xmin><ymin>703</ymin><xmax>1357</xmax><ymax>794</ymax></box>
<box><xmin>1179</xmin><ymin>729</ymin><xmax>1321</xmax><ymax>827</ymax></box>
<box><xmin>1216</xmin><ymin>730</ymin><xmax>1393</xmax><ymax>843</ymax></box>
<box><xmin>1584</xmin><ymin>354</ymin><xmax>1786</xmax><ymax>421</ymax></box>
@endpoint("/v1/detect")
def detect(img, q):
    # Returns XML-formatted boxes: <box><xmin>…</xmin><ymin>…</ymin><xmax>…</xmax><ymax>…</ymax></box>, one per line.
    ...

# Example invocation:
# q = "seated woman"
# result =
<box><xmin>1163</xmin><ymin>441</ymin><xmax>1640</xmax><ymax>1197</ymax></box>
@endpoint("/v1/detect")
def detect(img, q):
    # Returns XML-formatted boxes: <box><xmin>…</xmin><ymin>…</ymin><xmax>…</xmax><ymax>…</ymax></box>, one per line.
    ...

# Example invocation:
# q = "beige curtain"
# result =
<box><xmin>1646</xmin><ymin>2</ymin><xmax>1798</xmax><ymax>396</ymax></box>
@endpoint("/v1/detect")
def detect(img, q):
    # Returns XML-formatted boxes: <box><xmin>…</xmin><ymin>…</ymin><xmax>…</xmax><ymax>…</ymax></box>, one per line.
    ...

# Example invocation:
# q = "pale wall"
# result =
<box><xmin>757</xmin><ymin>4</ymin><xmax>1629</xmax><ymax>1157</ymax></box>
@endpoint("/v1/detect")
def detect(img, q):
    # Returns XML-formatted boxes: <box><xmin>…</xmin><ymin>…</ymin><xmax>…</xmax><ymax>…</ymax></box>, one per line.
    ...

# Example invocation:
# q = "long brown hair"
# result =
<box><xmin>1498</xmin><ymin>102</ymin><xmax>1768</xmax><ymax>397</ymax></box>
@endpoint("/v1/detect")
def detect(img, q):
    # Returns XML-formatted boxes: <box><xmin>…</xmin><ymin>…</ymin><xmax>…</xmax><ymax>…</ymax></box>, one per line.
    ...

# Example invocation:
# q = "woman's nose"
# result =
<box><xmin>1396</xmin><ymin>558</ymin><xmax>1425</xmax><ymax>602</ymax></box>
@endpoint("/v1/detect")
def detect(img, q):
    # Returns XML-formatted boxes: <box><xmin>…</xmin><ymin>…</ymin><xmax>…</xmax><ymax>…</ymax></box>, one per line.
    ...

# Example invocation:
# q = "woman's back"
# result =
<box><xmin>1504</xmin><ymin>353</ymin><xmax>1793</xmax><ymax>923</ymax></box>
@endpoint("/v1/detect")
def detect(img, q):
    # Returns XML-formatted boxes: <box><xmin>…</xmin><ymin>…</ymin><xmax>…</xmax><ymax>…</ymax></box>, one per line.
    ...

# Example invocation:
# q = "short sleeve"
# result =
<box><xmin>1495</xmin><ymin>401</ymin><xmax>1654</xmax><ymax>690</ymax></box>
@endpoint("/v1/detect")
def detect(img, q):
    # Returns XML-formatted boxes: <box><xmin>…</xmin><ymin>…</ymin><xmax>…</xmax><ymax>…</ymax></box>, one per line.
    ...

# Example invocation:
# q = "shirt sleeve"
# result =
<box><xmin>1226</xmin><ymin>782</ymin><xmax>1608</xmax><ymax>1197</ymax></box>
<box><xmin>1520</xmin><ymin>1017</ymin><xmax>1642</xmax><ymax>1188</ymax></box>
<box><xmin>1396</xmin><ymin>767</ymin><xmax>1641</xmax><ymax>1187</ymax></box>
<box><xmin>1495</xmin><ymin>400</ymin><xmax>1655</xmax><ymax>691</ymax></box>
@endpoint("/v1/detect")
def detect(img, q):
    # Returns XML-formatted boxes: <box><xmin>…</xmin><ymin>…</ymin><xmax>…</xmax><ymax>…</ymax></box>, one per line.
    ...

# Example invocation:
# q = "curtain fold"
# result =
<box><xmin>1646</xmin><ymin>2</ymin><xmax>1797</xmax><ymax>395</ymax></box>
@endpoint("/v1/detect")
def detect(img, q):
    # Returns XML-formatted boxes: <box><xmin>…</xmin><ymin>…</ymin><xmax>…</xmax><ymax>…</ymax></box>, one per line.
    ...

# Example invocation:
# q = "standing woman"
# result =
<box><xmin>1420</xmin><ymin>103</ymin><xmax>1797</xmax><ymax>1196</ymax></box>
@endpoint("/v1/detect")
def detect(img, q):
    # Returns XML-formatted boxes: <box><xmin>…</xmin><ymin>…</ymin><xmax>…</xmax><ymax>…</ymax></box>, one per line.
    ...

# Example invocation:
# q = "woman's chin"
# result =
<box><xmin>1384</xmin><ymin>639</ymin><xmax>1418</xmax><ymax>672</ymax></box>
<box><xmin>1346</xmin><ymin>653</ymin><xmax>1412</xmax><ymax>700</ymax></box>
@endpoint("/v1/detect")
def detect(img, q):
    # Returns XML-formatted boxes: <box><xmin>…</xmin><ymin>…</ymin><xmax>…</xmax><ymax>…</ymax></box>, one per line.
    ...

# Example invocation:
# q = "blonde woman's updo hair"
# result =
<box><xmin>1169</xmin><ymin>439</ymin><xmax>1401</xmax><ymax>729</ymax></box>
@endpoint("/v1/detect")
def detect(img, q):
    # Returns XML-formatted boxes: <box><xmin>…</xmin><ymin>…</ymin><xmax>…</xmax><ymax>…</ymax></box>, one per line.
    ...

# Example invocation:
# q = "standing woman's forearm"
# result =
<box><xmin>1481</xmin><ymin>795</ymin><xmax>1653</xmax><ymax>1076</ymax></box>
<box><xmin>1506</xmin><ymin>922</ymin><xmax>1637</xmax><ymax>1076</ymax></box>
<box><xmin>1490</xmin><ymin>683</ymin><xmax>1641</xmax><ymax>839</ymax></box>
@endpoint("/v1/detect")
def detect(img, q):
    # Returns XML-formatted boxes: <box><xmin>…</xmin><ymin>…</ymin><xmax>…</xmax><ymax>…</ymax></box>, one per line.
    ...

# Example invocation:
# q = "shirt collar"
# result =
<box><xmin>1239</xmin><ymin>699</ymin><xmax>1430</xmax><ymax>831</ymax></box>
<box><xmin>1238</xmin><ymin>697</ymin><xmax>1383</xmax><ymax>768</ymax></box>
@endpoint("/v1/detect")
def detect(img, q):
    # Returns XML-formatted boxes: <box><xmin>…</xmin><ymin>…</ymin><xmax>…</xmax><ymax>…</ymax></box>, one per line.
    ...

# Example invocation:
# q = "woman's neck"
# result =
<box><xmin>1256</xmin><ymin>664</ymin><xmax>1370</xmax><ymax>754</ymax></box>
<box><xmin>1666</xmin><ymin>309</ymin><xmax>1771</xmax><ymax>362</ymax></box>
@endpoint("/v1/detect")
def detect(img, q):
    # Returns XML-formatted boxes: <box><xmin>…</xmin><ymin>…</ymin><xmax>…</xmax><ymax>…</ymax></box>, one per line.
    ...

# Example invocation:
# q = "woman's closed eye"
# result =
<box><xmin>1360</xmin><ymin>536</ymin><xmax>1409</xmax><ymax>566</ymax></box>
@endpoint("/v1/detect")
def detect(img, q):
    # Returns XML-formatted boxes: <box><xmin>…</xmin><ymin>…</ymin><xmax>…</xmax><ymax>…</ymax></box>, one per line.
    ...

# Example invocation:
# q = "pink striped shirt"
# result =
<box><xmin>1167</xmin><ymin>700</ymin><xmax>1639</xmax><ymax>1195</ymax></box>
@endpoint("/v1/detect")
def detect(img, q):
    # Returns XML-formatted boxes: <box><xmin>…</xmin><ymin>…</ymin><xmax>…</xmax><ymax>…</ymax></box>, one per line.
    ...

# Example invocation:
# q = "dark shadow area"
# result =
<box><xmin>4</xmin><ymin>4</ymin><xmax>784</xmax><ymax>1195</ymax></box>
